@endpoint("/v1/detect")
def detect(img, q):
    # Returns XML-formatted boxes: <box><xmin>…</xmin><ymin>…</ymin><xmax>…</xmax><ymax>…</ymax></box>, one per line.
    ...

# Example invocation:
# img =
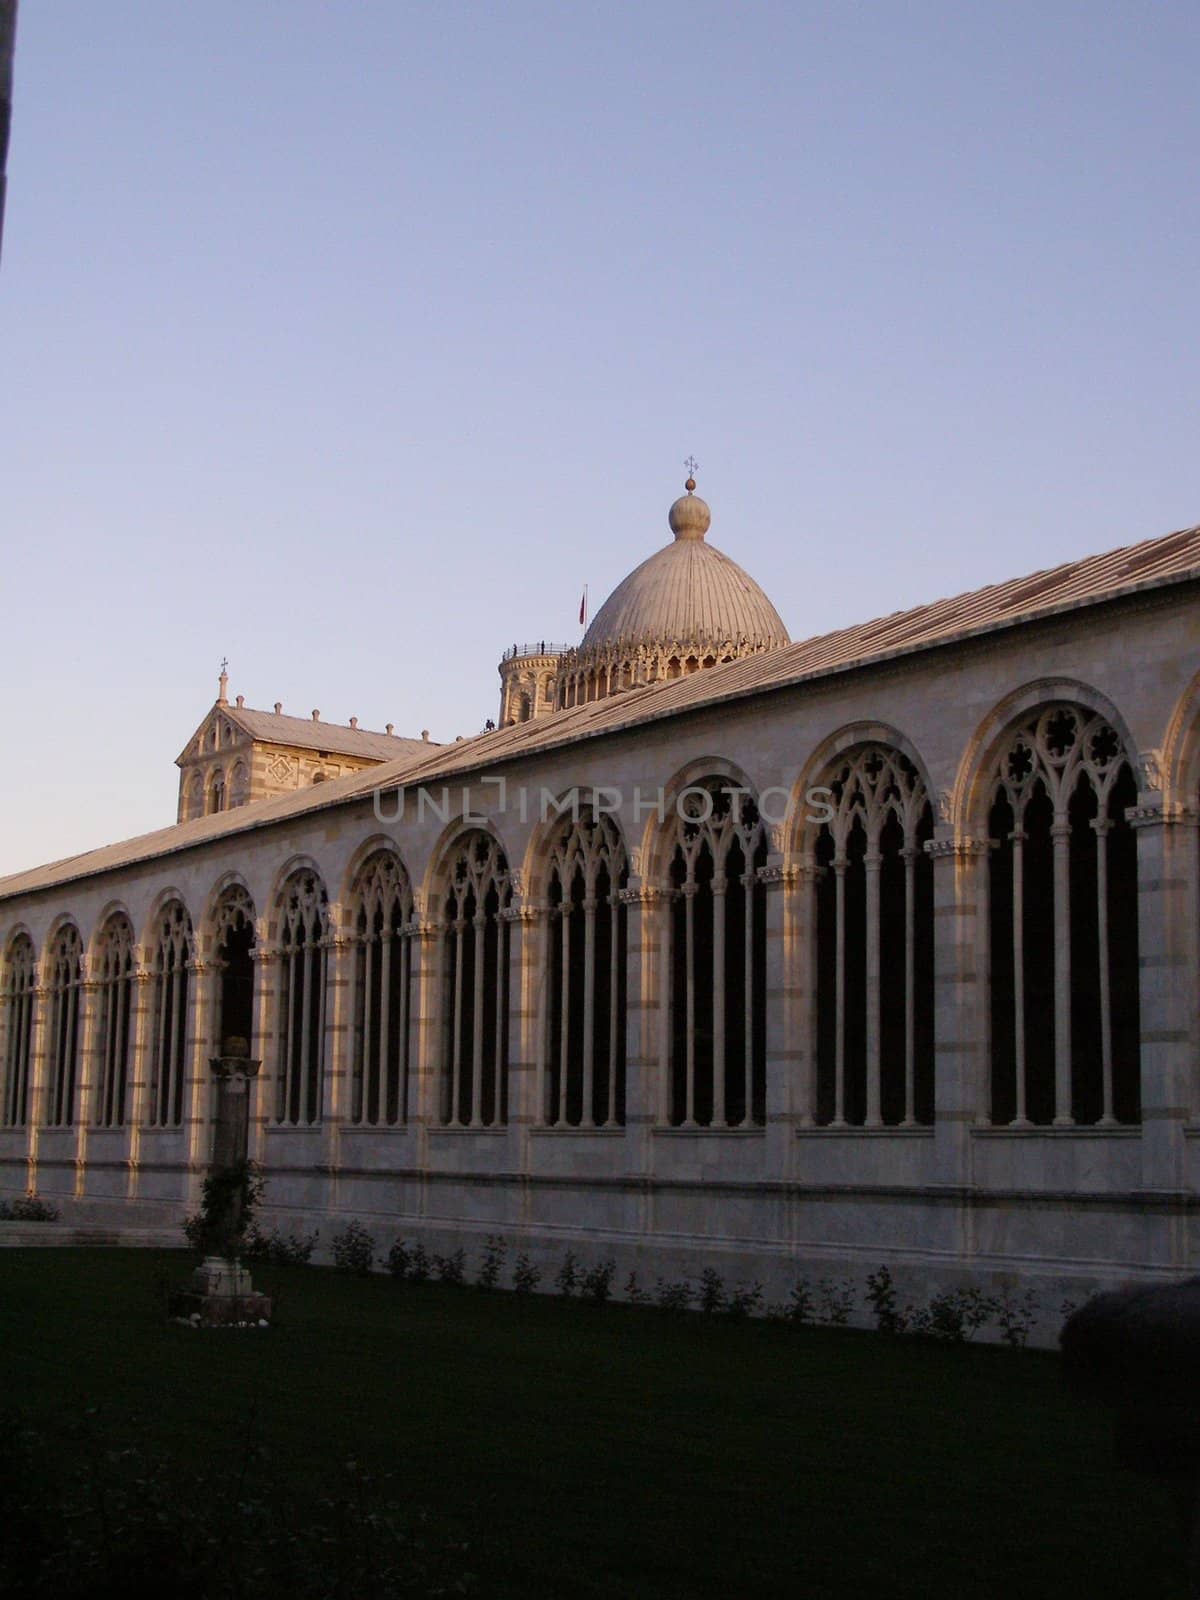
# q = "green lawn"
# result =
<box><xmin>0</xmin><ymin>1248</ymin><xmax>1186</xmax><ymax>1599</ymax></box>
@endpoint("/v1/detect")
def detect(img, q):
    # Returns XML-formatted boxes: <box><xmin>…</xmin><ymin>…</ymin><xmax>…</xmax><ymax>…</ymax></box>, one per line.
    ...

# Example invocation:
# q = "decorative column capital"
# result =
<box><xmin>924</xmin><ymin>835</ymin><xmax>990</xmax><ymax>861</ymax></box>
<box><xmin>755</xmin><ymin>861</ymin><xmax>799</xmax><ymax>886</ymax></box>
<box><xmin>617</xmin><ymin>883</ymin><xmax>661</xmax><ymax>908</ymax></box>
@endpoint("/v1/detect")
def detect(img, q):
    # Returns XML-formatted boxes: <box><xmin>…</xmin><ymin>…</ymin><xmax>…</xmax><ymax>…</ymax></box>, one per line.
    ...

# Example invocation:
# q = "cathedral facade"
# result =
<box><xmin>2</xmin><ymin>480</ymin><xmax>1199</xmax><ymax>1340</ymax></box>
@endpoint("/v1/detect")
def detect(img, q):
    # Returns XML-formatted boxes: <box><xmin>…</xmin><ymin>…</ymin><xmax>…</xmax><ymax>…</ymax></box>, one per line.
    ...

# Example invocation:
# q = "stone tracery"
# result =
<box><xmin>811</xmin><ymin>745</ymin><xmax>935</xmax><ymax>1127</ymax></box>
<box><xmin>985</xmin><ymin>704</ymin><xmax>1140</xmax><ymax>1126</ymax></box>
<box><xmin>543</xmin><ymin>809</ymin><xmax>628</xmax><ymax>1127</ymax></box>
<box><xmin>439</xmin><ymin>832</ymin><xmax>511</xmax><ymax>1128</ymax></box>
<box><xmin>350</xmin><ymin>850</ymin><xmax>414</xmax><ymax>1126</ymax></box>
<box><xmin>666</xmin><ymin>778</ymin><xmax>767</xmax><ymax>1128</ymax></box>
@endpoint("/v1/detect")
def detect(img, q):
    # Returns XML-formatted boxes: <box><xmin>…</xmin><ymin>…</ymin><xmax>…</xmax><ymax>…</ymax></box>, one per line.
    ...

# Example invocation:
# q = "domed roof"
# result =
<box><xmin>581</xmin><ymin>480</ymin><xmax>789</xmax><ymax>655</ymax></box>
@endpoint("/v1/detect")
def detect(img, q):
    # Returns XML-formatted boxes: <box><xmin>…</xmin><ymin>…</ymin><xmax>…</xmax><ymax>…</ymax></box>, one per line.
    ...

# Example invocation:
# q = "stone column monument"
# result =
<box><xmin>169</xmin><ymin>1036</ymin><xmax>272</xmax><ymax>1326</ymax></box>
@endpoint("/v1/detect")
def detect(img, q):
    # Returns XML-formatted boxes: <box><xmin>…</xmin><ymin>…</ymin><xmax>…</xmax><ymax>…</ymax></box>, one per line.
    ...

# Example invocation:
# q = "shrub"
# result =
<box><xmin>477</xmin><ymin>1235</ymin><xmax>507</xmax><ymax>1290</ymax></box>
<box><xmin>182</xmin><ymin>1160</ymin><xmax>263</xmax><ymax>1257</ymax></box>
<box><xmin>865</xmin><ymin>1266</ymin><xmax>908</xmax><ymax>1335</ymax></box>
<box><xmin>697</xmin><ymin>1267</ymin><xmax>726</xmax><ymax>1315</ymax></box>
<box><xmin>994</xmin><ymin>1286</ymin><xmax>1039</xmax><ymax>1348</ymax></box>
<box><xmin>0</xmin><ymin>1194</ymin><xmax>60</xmax><ymax>1223</ymax></box>
<box><xmin>581</xmin><ymin>1258</ymin><xmax>616</xmax><ymax>1305</ymax></box>
<box><xmin>512</xmin><ymin>1254</ymin><xmax>541</xmax><ymax>1295</ymax></box>
<box><xmin>725</xmin><ymin>1282</ymin><xmax>763</xmax><ymax>1321</ymax></box>
<box><xmin>654</xmin><ymin>1278</ymin><xmax>693</xmax><ymax>1314</ymax></box>
<box><xmin>816</xmin><ymin>1277</ymin><xmax>855</xmax><ymax>1326</ymax></box>
<box><xmin>407</xmin><ymin>1242</ymin><xmax>431</xmax><ymax>1284</ymax></box>
<box><xmin>242</xmin><ymin>1226</ymin><xmax>318</xmax><ymax>1266</ymax></box>
<box><xmin>433</xmin><ymin>1249</ymin><xmax>466</xmax><ymax>1286</ymax></box>
<box><xmin>555</xmin><ymin>1251</ymin><xmax>581</xmax><ymax>1298</ymax></box>
<box><xmin>386</xmin><ymin>1238</ymin><xmax>412</xmax><ymax>1281</ymax></box>
<box><xmin>331</xmin><ymin>1220</ymin><xmax>375</xmax><ymax>1276</ymax></box>
<box><xmin>785</xmin><ymin>1277</ymin><xmax>815</xmax><ymax>1325</ymax></box>
<box><xmin>623</xmin><ymin>1271</ymin><xmax>648</xmax><ymax>1306</ymax></box>
<box><xmin>909</xmin><ymin>1287</ymin><xmax>997</xmax><ymax>1343</ymax></box>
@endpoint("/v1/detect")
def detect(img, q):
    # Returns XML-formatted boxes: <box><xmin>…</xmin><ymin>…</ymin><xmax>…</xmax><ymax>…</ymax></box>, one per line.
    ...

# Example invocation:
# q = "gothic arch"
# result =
<box><xmin>660</xmin><ymin>769</ymin><xmax>768</xmax><ymax>1128</ymax></box>
<box><xmin>140</xmin><ymin>886</ymin><xmax>194</xmax><ymax>956</ymax></box>
<box><xmin>538</xmin><ymin>802</ymin><xmax>630</xmax><ymax>1128</ymax></box>
<box><xmin>92</xmin><ymin>910</ymin><xmax>136</xmax><ymax>1127</ymax></box>
<box><xmin>87</xmin><ymin>900</ymin><xmax>136</xmax><ymax>965</ymax></box>
<box><xmin>523</xmin><ymin>788</ymin><xmax>630</xmax><ymax>901</ymax></box>
<box><xmin>272</xmin><ymin>864</ymin><xmax>330</xmax><ymax>1125</ymax></box>
<box><xmin>202</xmin><ymin>873</ymin><xmax>257</xmax><ymax>954</ymax></box>
<box><xmin>347</xmin><ymin>845</ymin><xmax>415</xmax><ymax>1126</ymax></box>
<box><xmin>803</xmin><ymin>736</ymin><xmax>936</xmax><ymax>1127</ymax></box>
<box><xmin>421</xmin><ymin>814</ymin><xmax>513</xmax><ymax>912</ymax></box>
<box><xmin>434</xmin><ymin>827</ymin><xmax>512</xmax><ymax>1128</ymax></box>
<box><xmin>42</xmin><ymin>918</ymin><xmax>83</xmax><ymax>1127</ymax></box>
<box><xmin>340</xmin><ymin>833</ymin><xmax>412</xmax><ymax>909</ymax></box>
<box><xmin>1</xmin><ymin>928</ymin><xmax>37</xmax><ymax>1128</ymax></box>
<box><xmin>268</xmin><ymin>855</ymin><xmax>333</xmax><ymax>942</ymax></box>
<box><xmin>975</xmin><ymin>696</ymin><xmax>1141</xmax><ymax>1126</ymax></box>
<box><xmin>1162</xmin><ymin>665</ymin><xmax>1200</xmax><ymax>804</ymax></box>
<box><xmin>791</xmin><ymin>721</ymin><xmax>934</xmax><ymax>859</ymax></box>
<box><xmin>640</xmin><ymin>756</ymin><xmax>763</xmax><ymax>885</ymax></box>
<box><xmin>956</xmin><ymin>678</ymin><xmax>1139</xmax><ymax>837</ymax></box>
<box><xmin>145</xmin><ymin>896</ymin><xmax>194</xmax><ymax>1127</ymax></box>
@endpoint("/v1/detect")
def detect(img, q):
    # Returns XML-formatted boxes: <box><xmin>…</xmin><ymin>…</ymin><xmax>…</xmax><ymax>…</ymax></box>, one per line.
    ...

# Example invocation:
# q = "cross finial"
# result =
<box><xmin>220</xmin><ymin>656</ymin><xmax>229</xmax><ymax>674</ymax></box>
<box><xmin>217</xmin><ymin>657</ymin><xmax>229</xmax><ymax>704</ymax></box>
<box><xmin>684</xmin><ymin>455</ymin><xmax>699</xmax><ymax>481</ymax></box>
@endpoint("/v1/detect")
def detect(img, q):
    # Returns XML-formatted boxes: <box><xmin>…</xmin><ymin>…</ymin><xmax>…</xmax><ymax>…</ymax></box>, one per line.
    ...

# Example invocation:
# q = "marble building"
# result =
<box><xmin>2</xmin><ymin>475</ymin><xmax>1199</xmax><ymax>1339</ymax></box>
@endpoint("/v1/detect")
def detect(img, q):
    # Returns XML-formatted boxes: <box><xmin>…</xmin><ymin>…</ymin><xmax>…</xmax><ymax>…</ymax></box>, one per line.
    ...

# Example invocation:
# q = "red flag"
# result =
<box><xmin>579</xmin><ymin>586</ymin><xmax>588</xmax><ymax>626</ymax></box>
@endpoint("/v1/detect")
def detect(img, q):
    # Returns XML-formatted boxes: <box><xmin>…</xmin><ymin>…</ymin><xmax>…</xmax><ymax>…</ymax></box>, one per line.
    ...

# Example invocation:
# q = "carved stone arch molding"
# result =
<box><xmin>419</xmin><ymin>813</ymin><xmax>512</xmax><ymax>916</ymax></box>
<box><xmin>640</xmin><ymin>755</ymin><xmax>763</xmax><ymax>886</ymax></box>
<box><xmin>139</xmin><ymin>886</ymin><xmax>194</xmax><ymax>957</ymax></box>
<box><xmin>1161</xmin><ymin>665</ymin><xmax>1200</xmax><ymax>807</ymax></box>
<box><xmin>954</xmin><ymin>678</ymin><xmax>1138</xmax><ymax>837</ymax></box>
<box><xmin>202</xmin><ymin>874</ymin><xmax>257</xmax><ymax>960</ymax></box>
<box><xmin>522</xmin><ymin>787</ymin><xmax>631</xmax><ymax>903</ymax></box>
<box><xmin>790</xmin><ymin>721</ymin><xmax>935</xmax><ymax>859</ymax></box>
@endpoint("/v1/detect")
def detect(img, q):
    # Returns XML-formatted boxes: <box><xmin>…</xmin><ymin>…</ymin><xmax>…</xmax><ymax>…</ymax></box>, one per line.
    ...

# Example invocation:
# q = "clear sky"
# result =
<box><xmin>1</xmin><ymin>1</ymin><xmax>1196</xmax><ymax>876</ymax></box>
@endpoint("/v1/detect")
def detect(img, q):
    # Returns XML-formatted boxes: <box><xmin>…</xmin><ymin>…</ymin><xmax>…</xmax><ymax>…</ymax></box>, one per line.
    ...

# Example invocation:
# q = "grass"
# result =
<box><xmin>0</xmin><ymin>1247</ymin><xmax>1187</xmax><ymax>1599</ymax></box>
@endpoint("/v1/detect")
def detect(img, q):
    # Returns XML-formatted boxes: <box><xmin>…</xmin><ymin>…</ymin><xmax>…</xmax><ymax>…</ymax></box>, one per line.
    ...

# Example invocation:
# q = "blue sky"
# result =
<box><xmin>1</xmin><ymin>1</ymin><xmax>1196</xmax><ymax>874</ymax></box>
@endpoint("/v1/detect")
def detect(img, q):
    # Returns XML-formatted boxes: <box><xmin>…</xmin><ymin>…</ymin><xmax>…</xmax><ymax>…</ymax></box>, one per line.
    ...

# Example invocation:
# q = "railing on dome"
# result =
<box><xmin>501</xmin><ymin>642</ymin><xmax>572</xmax><ymax>662</ymax></box>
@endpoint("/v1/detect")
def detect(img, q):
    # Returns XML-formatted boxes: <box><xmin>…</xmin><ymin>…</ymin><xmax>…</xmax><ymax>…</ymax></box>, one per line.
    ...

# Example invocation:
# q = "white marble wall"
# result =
<box><xmin>1</xmin><ymin>586</ymin><xmax>1198</xmax><ymax>1342</ymax></box>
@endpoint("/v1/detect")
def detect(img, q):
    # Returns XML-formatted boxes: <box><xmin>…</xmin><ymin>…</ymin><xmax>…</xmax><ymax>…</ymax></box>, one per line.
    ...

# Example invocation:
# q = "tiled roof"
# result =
<box><xmin>192</xmin><ymin>706</ymin><xmax>434</xmax><ymax>764</ymax></box>
<box><xmin>2</xmin><ymin>520</ymin><xmax>1197</xmax><ymax>903</ymax></box>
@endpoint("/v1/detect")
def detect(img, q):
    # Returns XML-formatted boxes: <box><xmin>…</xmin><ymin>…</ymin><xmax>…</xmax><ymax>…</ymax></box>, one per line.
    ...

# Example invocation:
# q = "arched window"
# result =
<box><xmin>2</xmin><ymin>934</ymin><xmax>36</xmax><ymax>1127</ymax></box>
<box><xmin>46</xmin><ymin>923</ymin><xmax>83</xmax><ymax>1126</ymax></box>
<box><xmin>986</xmin><ymin>705</ymin><xmax>1140</xmax><ymax>1126</ymax></box>
<box><xmin>812</xmin><ymin>746</ymin><xmax>935</xmax><ymax>1126</ymax></box>
<box><xmin>229</xmin><ymin>761</ymin><xmax>250</xmax><ymax>807</ymax></box>
<box><xmin>213</xmin><ymin>885</ymin><xmax>255</xmax><ymax>1060</ymax></box>
<box><xmin>207</xmin><ymin>769</ymin><xmax>226</xmax><ymax>815</ymax></box>
<box><xmin>440</xmin><ymin>832</ymin><xmax>511</xmax><ymax>1127</ymax></box>
<box><xmin>93</xmin><ymin>913</ymin><xmax>134</xmax><ymax>1127</ymax></box>
<box><xmin>351</xmin><ymin>851</ymin><xmax>413</xmax><ymax>1125</ymax></box>
<box><xmin>545</xmin><ymin>809</ymin><xmax>628</xmax><ymax>1127</ymax></box>
<box><xmin>667</xmin><ymin>779</ymin><xmax>766</xmax><ymax>1128</ymax></box>
<box><xmin>186</xmin><ymin>773</ymin><xmax>203</xmax><ymax>820</ymax></box>
<box><xmin>149</xmin><ymin>901</ymin><xmax>193</xmax><ymax>1127</ymax></box>
<box><xmin>274</xmin><ymin>871</ymin><xmax>328</xmax><ymax>1125</ymax></box>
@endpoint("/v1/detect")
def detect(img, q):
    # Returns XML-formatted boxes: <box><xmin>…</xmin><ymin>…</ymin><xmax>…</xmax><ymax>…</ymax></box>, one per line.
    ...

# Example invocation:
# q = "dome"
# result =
<box><xmin>581</xmin><ymin>482</ymin><xmax>789</xmax><ymax>656</ymax></box>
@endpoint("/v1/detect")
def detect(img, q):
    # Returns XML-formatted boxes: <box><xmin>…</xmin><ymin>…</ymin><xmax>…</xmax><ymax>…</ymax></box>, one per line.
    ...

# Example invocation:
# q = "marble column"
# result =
<box><xmin>759</xmin><ymin>847</ymin><xmax>802</xmax><ymax>1177</ymax></box>
<box><xmin>618</xmin><ymin>880</ymin><xmax>662</xmax><ymax>1215</ymax></box>
<box><xmin>502</xmin><ymin>888</ymin><xmax>543</xmax><ymax>1198</ymax></box>
<box><xmin>1129</xmin><ymin>792</ymin><xmax>1199</xmax><ymax>1220</ymax></box>
<box><xmin>71</xmin><ymin>970</ymin><xmax>100</xmax><ymax>1198</ymax></box>
<box><xmin>125</xmin><ymin>964</ymin><xmax>154</xmax><ymax>1200</ymax></box>
<box><xmin>926</xmin><ymin>831</ymin><xmax>991</xmax><ymax>1193</ymax></box>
